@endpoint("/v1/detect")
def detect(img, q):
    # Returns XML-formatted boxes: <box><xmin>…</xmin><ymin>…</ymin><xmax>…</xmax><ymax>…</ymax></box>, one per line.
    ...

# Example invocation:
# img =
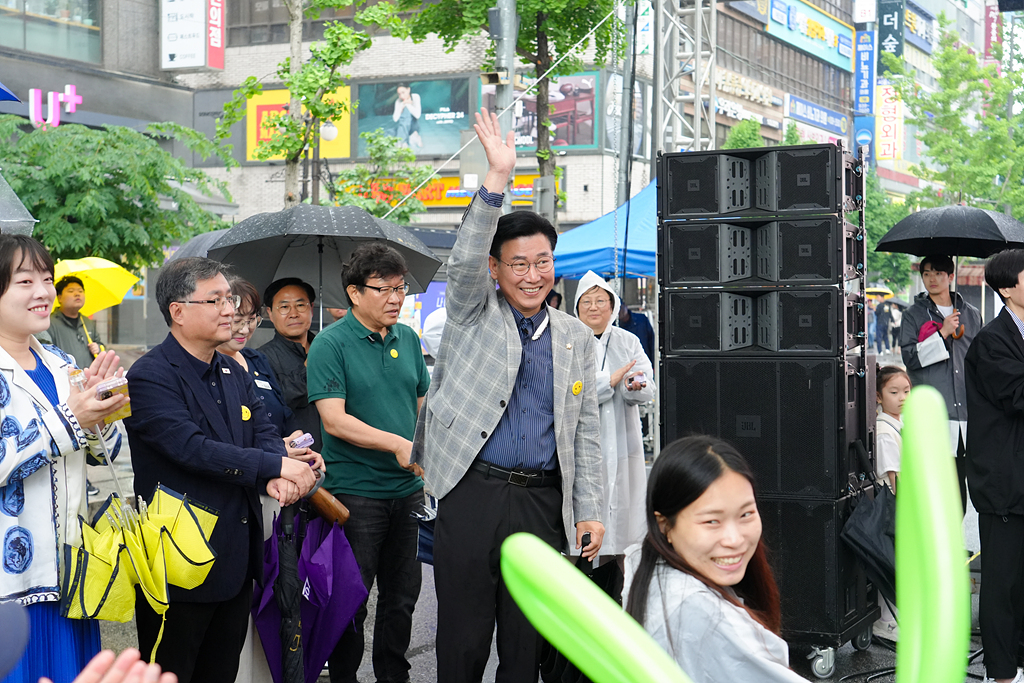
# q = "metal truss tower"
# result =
<box><xmin>653</xmin><ymin>0</ymin><xmax>718</xmax><ymax>153</ymax></box>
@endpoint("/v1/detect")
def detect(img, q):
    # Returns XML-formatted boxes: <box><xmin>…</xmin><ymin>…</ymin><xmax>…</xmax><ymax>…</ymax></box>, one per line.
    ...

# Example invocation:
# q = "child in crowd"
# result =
<box><xmin>623</xmin><ymin>435</ymin><xmax>805</xmax><ymax>683</ymax></box>
<box><xmin>872</xmin><ymin>365</ymin><xmax>910</xmax><ymax>642</ymax></box>
<box><xmin>876</xmin><ymin>365</ymin><xmax>911</xmax><ymax>494</ymax></box>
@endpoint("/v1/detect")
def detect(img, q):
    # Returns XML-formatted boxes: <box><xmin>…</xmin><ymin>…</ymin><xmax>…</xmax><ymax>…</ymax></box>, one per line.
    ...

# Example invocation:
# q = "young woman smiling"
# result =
<box><xmin>623</xmin><ymin>435</ymin><xmax>805</xmax><ymax>683</ymax></box>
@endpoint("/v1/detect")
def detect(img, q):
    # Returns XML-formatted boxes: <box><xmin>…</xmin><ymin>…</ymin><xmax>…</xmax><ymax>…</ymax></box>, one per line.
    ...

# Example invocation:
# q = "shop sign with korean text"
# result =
<box><xmin>854</xmin><ymin>31</ymin><xmax>875</xmax><ymax>115</ymax></box>
<box><xmin>767</xmin><ymin>0</ymin><xmax>854</xmax><ymax>72</ymax></box>
<box><xmin>877</xmin><ymin>0</ymin><xmax>905</xmax><ymax>73</ymax></box>
<box><xmin>785</xmin><ymin>94</ymin><xmax>849</xmax><ymax>137</ymax></box>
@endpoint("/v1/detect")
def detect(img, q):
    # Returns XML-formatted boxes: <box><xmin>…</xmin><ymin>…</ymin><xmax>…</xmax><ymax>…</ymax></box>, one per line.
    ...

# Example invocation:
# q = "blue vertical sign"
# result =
<box><xmin>855</xmin><ymin>32</ymin><xmax>875</xmax><ymax>115</ymax></box>
<box><xmin>854</xmin><ymin>116</ymin><xmax>875</xmax><ymax>167</ymax></box>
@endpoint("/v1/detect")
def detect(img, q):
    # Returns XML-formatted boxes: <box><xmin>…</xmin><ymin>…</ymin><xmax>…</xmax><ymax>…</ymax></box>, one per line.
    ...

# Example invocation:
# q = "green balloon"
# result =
<box><xmin>501</xmin><ymin>533</ymin><xmax>693</xmax><ymax>683</ymax></box>
<box><xmin>897</xmin><ymin>386</ymin><xmax>970</xmax><ymax>683</ymax></box>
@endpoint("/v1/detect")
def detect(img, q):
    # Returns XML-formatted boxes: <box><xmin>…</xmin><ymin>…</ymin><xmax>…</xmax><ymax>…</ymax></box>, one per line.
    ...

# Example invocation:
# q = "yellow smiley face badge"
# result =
<box><xmin>241</xmin><ymin>405</ymin><xmax>252</xmax><ymax>421</ymax></box>
<box><xmin>391</xmin><ymin>349</ymin><xmax>399</xmax><ymax>359</ymax></box>
<box><xmin>572</xmin><ymin>381</ymin><xmax>582</xmax><ymax>396</ymax></box>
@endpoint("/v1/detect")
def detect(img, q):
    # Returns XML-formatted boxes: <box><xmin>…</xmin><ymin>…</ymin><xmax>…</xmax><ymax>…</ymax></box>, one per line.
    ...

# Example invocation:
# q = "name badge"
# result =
<box><xmin>221</xmin><ymin>367</ymin><xmax>231</xmax><ymax>374</ymax></box>
<box><xmin>255</xmin><ymin>379</ymin><xmax>273</xmax><ymax>390</ymax></box>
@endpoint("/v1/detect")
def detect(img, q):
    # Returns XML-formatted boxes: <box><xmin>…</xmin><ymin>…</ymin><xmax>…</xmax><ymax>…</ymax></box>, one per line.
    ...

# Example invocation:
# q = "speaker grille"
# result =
<box><xmin>776</xmin><ymin>219</ymin><xmax>835</xmax><ymax>282</ymax></box>
<box><xmin>666</xmin><ymin>155</ymin><xmax>720</xmax><ymax>215</ymax></box>
<box><xmin>661</xmin><ymin>357</ymin><xmax>845</xmax><ymax>498</ymax></box>
<box><xmin>759</xmin><ymin>495</ymin><xmax>867</xmax><ymax>637</ymax></box>
<box><xmin>777</xmin><ymin>148</ymin><xmax>833</xmax><ymax>210</ymax></box>
<box><xmin>667</xmin><ymin>293</ymin><xmax>721</xmax><ymax>351</ymax></box>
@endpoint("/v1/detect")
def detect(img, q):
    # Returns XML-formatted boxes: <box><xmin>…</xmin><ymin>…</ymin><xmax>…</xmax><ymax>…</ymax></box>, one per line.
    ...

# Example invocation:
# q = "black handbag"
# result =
<box><xmin>840</xmin><ymin>441</ymin><xmax>897</xmax><ymax>606</ymax></box>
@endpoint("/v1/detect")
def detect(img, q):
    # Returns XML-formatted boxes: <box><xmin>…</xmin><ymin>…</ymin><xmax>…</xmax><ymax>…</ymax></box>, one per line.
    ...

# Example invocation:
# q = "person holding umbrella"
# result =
<box><xmin>899</xmin><ymin>255</ymin><xmax>981</xmax><ymax>514</ymax></box>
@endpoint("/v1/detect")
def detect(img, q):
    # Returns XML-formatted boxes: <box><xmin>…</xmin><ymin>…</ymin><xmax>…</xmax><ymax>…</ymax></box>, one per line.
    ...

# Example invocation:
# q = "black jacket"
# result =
<box><xmin>259</xmin><ymin>331</ymin><xmax>321</xmax><ymax>452</ymax></box>
<box><xmin>125</xmin><ymin>333</ymin><xmax>285</xmax><ymax>602</ymax></box>
<box><xmin>965</xmin><ymin>308</ymin><xmax>1024</xmax><ymax>515</ymax></box>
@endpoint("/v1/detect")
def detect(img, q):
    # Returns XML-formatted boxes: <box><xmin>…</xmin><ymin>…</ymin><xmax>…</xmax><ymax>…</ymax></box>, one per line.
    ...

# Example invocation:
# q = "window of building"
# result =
<box><xmin>0</xmin><ymin>0</ymin><xmax>101</xmax><ymax>63</ymax></box>
<box><xmin>227</xmin><ymin>0</ymin><xmax>356</xmax><ymax>46</ymax></box>
<box><xmin>718</xmin><ymin>14</ymin><xmax>851</xmax><ymax>114</ymax></box>
<box><xmin>800</xmin><ymin>0</ymin><xmax>853</xmax><ymax>24</ymax></box>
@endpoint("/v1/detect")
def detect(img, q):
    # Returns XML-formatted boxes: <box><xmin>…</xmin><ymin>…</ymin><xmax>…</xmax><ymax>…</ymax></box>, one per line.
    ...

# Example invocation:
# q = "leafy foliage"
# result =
<box><xmin>720</xmin><ymin>119</ymin><xmax>764</xmax><ymax>149</ymax></box>
<box><xmin>783</xmin><ymin>122</ymin><xmax>802</xmax><ymax>146</ymax></box>
<box><xmin>863</xmin><ymin>167</ymin><xmax>912</xmax><ymax>289</ymax></box>
<box><xmin>330</xmin><ymin>130</ymin><xmax>434</xmax><ymax>223</ymax></box>
<box><xmin>882</xmin><ymin>17</ymin><xmax>1024</xmax><ymax>219</ymax></box>
<box><xmin>0</xmin><ymin>116</ymin><xmax>228</xmax><ymax>271</ymax></box>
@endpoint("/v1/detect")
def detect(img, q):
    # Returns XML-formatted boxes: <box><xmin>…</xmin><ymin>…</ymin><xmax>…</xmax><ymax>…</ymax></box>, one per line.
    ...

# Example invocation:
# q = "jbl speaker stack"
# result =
<box><xmin>656</xmin><ymin>143</ymin><xmax>878</xmax><ymax>665</ymax></box>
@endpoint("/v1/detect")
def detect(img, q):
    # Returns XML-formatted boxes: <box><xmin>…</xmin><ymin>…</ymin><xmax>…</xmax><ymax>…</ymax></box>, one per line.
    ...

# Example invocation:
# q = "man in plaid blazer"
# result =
<box><xmin>411</xmin><ymin>110</ymin><xmax>604</xmax><ymax>683</ymax></box>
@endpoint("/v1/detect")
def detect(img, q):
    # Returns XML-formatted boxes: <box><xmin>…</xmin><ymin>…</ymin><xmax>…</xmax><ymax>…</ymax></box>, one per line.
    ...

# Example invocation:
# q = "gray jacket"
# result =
<box><xmin>899</xmin><ymin>290</ymin><xmax>981</xmax><ymax>421</ymax></box>
<box><xmin>411</xmin><ymin>196</ymin><xmax>603</xmax><ymax>543</ymax></box>
<box><xmin>38</xmin><ymin>310</ymin><xmax>101</xmax><ymax>370</ymax></box>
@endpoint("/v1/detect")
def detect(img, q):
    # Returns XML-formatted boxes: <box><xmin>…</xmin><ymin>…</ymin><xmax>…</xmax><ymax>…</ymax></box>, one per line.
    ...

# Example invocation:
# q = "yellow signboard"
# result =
<box><xmin>245</xmin><ymin>87</ymin><xmax>351</xmax><ymax>161</ymax></box>
<box><xmin>354</xmin><ymin>174</ymin><xmax>544</xmax><ymax>208</ymax></box>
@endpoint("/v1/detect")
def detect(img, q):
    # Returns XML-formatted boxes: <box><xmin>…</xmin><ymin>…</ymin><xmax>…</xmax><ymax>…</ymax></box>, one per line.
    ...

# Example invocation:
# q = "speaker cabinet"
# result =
<box><xmin>662</xmin><ymin>153</ymin><xmax>752</xmax><ymax>217</ymax></box>
<box><xmin>756</xmin><ymin>148</ymin><xmax>833</xmax><ymax>212</ymax></box>
<box><xmin>659</xmin><ymin>356</ymin><xmax>868</xmax><ymax>498</ymax></box>
<box><xmin>759</xmin><ymin>494</ymin><xmax>877</xmax><ymax>642</ymax></box>
<box><xmin>663</xmin><ymin>288</ymin><xmax>860</xmax><ymax>356</ymax></box>
<box><xmin>661</xmin><ymin>217</ymin><xmax>861</xmax><ymax>287</ymax></box>
<box><xmin>658</xmin><ymin>144</ymin><xmax>862</xmax><ymax>220</ymax></box>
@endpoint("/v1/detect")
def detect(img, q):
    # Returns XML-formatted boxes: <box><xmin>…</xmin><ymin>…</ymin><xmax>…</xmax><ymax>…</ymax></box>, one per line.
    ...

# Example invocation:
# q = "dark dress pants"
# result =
<box><xmin>135</xmin><ymin>583</ymin><xmax>251</xmax><ymax>683</ymax></box>
<box><xmin>434</xmin><ymin>466</ymin><xmax>564</xmax><ymax>683</ymax></box>
<box><xmin>979</xmin><ymin>513</ymin><xmax>1024</xmax><ymax>679</ymax></box>
<box><xmin>327</xmin><ymin>491</ymin><xmax>422</xmax><ymax>683</ymax></box>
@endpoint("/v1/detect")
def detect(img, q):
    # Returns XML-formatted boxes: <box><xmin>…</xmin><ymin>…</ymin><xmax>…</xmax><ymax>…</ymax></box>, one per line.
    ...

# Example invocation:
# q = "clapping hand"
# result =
<box><xmin>45</xmin><ymin>648</ymin><xmax>177</xmax><ymax>683</ymax></box>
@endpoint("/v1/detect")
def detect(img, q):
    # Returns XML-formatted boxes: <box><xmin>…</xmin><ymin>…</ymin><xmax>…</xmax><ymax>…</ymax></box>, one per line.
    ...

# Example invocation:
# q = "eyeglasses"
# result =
<box><xmin>362</xmin><ymin>283</ymin><xmax>410</xmax><ymax>297</ymax></box>
<box><xmin>232</xmin><ymin>314</ymin><xmax>262</xmax><ymax>330</ymax></box>
<box><xmin>274</xmin><ymin>301</ymin><xmax>311</xmax><ymax>315</ymax></box>
<box><xmin>176</xmin><ymin>295</ymin><xmax>241</xmax><ymax>312</ymax></box>
<box><xmin>501</xmin><ymin>258</ymin><xmax>555</xmax><ymax>276</ymax></box>
<box><xmin>579</xmin><ymin>297</ymin><xmax>611</xmax><ymax>309</ymax></box>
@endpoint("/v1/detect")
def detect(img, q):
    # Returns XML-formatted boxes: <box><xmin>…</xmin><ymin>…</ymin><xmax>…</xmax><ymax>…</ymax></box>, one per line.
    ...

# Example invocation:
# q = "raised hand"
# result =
<box><xmin>474</xmin><ymin>108</ymin><xmax>516</xmax><ymax>192</ymax></box>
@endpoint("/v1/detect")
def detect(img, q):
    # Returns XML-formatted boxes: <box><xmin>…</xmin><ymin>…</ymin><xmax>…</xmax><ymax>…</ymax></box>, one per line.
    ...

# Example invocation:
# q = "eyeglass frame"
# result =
<box><xmin>578</xmin><ymin>296</ymin><xmax>612</xmax><ymax>309</ymax></box>
<box><xmin>360</xmin><ymin>282</ymin><xmax>410</xmax><ymax>297</ymax></box>
<box><xmin>231</xmin><ymin>313</ymin><xmax>263</xmax><ymax>330</ymax></box>
<box><xmin>271</xmin><ymin>301</ymin><xmax>312</xmax><ymax>315</ymax></box>
<box><xmin>499</xmin><ymin>257</ymin><xmax>556</xmax><ymax>276</ymax></box>
<box><xmin>175</xmin><ymin>295</ymin><xmax>241</xmax><ymax>312</ymax></box>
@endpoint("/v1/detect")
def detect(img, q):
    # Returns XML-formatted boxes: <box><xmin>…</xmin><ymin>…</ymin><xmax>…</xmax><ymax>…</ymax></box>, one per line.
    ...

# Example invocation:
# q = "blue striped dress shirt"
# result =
<box><xmin>477</xmin><ymin>303</ymin><xmax>558</xmax><ymax>470</ymax></box>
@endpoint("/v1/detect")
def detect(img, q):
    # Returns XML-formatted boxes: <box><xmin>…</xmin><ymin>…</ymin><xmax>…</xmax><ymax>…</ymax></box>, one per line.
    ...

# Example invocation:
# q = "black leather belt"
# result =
<box><xmin>470</xmin><ymin>460</ymin><xmax>561</xmax><ymax>487</ymax></box>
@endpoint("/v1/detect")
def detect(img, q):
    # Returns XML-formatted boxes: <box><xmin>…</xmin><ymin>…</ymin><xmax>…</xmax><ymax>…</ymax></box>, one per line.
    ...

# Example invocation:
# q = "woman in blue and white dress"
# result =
<box><xmin>0</xmin><ymin>234</ymin><xmax>130</xmax><ymax>683</ymax></box>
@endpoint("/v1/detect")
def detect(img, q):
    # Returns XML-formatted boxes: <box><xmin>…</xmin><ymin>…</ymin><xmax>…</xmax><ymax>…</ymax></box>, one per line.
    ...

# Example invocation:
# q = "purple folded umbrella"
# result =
<box><xmin>254</xmin><ymin>513</ymin><xmax>368</xmax><ymax>683</ymax></box>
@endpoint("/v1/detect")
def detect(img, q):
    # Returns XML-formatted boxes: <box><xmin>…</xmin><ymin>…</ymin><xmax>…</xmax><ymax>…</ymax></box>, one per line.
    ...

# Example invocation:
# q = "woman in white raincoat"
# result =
<box><xmin>573</xmin><ymin>271</ymin><xmax>655</xmax><ymax>592</ymax></box>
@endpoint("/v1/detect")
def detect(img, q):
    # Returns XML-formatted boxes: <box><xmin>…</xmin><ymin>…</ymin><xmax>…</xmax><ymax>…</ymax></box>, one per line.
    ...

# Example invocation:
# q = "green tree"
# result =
<box><xmin>864</xmin><ymin>166</ymin><xmax>912</xmax><ymax>289</ymax></box>
<box><xmin>361</xmin><ymin>0</ymin><xmax>622</xmax><ymax>195</ymax></box>
<box><xmin>0</xmin><ymin>117</ymin><xmax>228</xmax><ymax>271</ymax></box>
<box><xmin>330</xmin><ymin>130</ymin><xmax>434</xmax><ymax>223</ymax></box>
<box><xmin>882</xmin><ymin>17</ymin><xmax>1024</xmax><ymax>219</ymax></box>
<box><xmin>720</xmin><ymin>119</ymin><xmax>764</xmax><ymax>149</ymax></box>
<box><xmin>219</xmin><ymin>3</ymin><xmax>371</xmax><ymax>208</ymax></box>
<box><xmin>783</xmin><ymin>122</ymin><xmax>802</xmax><ymax>146</ymax></box>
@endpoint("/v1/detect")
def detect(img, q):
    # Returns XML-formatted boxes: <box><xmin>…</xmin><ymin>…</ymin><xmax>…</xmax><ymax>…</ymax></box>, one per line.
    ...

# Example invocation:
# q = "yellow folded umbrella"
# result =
<box><xmin>54</xmin><ymin>257</ymin><xmax>139</xmax><ymax>317</ymax></box>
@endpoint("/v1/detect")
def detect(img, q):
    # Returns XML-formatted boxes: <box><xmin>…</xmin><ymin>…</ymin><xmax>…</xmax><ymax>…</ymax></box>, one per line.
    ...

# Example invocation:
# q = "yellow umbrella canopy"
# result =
<box><xmin>54</xmin><ymin>257</ymin><xmax>139</xmax><ymax>317</ymax></box>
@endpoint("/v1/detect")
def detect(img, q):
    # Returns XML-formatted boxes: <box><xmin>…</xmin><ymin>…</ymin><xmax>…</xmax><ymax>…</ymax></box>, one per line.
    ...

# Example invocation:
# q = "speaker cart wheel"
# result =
<box><xmin>807</xmin><ymin>646</ymin><xmax>836</xmax><ymax>679</ymax></box>
<box><xmin>852</xmin><ymin>626</ymin><xmax>872</xmax><ymax>651</ymax></box>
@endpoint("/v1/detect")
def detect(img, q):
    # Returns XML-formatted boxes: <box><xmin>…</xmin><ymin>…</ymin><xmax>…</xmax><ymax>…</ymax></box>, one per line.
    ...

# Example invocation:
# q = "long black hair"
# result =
<box><xmin>625</xmin><ymin>435</ymin><xmax>782</xmax><ymax>634</ymax></box>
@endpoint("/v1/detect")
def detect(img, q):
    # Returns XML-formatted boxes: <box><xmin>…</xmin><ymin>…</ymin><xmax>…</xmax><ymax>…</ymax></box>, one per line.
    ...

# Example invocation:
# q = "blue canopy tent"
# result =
<box><xmin>554</xmin><ymin>180</ymin><xmax>657</xmax><ymax>279</ymax></box>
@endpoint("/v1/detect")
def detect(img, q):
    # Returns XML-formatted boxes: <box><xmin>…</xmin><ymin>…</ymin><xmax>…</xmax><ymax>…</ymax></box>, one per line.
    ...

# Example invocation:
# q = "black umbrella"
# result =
<box><xmin>876</xmin><ymin>204</ymin><xmax>1024</xmax><ymax>258</ymax></box>
<box><xmin>207</xmin><ymin>205</ymin><xmax>441</xmax><ymax>322</ymax></box>
<box><xmin>167</xmin><ymin>228</ymin><xmax>231</xmax><ymax>262</ymax></box>
<box><xmin>275</xmin><ymin>504</ymin><xmax>305</xmax><ymax>683</ymax></box>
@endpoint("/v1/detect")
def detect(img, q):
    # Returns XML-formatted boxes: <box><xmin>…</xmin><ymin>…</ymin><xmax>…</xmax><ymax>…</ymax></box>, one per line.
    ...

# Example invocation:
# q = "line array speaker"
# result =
<box><xmin>663</xmin><ymin>288</ymin><xmax>861</xmax><ymax>356</ymax></box>
<box><xmin>658</xmin><ymin>144</ymin><xmax>862</xmax><ymax>220</ymax></box>
<box><xmin>659</xmin><ymin>355</ymin><xmax>868</xmax><ymax>499</ymax></box>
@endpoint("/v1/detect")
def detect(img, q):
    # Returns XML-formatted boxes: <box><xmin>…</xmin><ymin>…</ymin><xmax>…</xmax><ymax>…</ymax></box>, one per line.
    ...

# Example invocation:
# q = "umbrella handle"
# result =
<box><xmin>951</xmin><ymin>324</ymin><xmax>965</xmax><ymax>340</ymax></box>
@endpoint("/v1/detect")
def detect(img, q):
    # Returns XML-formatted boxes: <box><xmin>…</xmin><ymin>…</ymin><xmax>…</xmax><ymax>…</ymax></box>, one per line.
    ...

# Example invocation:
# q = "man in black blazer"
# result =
<box><xmin>125</xmin><ymin>257</ymin><xmax>316</xmax><ymax>683</ymax></box>
<box><xmin>965</xmin><ymin>248</ymin><xmax>1024</xmax><ymax>683</ymax></box>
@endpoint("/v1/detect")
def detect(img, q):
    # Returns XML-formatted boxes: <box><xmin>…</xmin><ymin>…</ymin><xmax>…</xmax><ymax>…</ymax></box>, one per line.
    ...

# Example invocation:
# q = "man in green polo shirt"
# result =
<box><xmin>308</xmin><ymin>242</ymin><xmax>429</xmax><ymax>683</ymax></box>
